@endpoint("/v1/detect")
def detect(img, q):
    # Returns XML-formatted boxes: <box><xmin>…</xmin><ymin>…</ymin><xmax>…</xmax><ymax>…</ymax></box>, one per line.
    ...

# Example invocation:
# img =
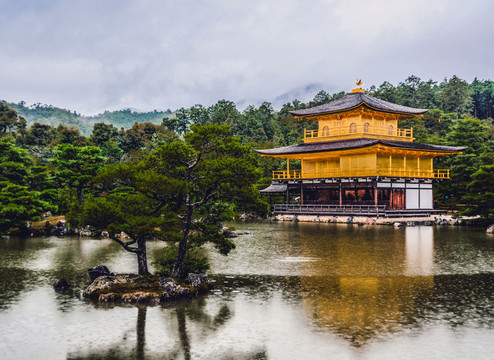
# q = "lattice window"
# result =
<box><xmin>322</xmin><ymin>126</ymin><xmax>330</xmax><ymax>136</ymax></box>
<box><xmin>388</xmin><ymin>125</ymin><xmax>394</xmax><ymax>135</ymax></box>
<box><xmin>349</xmin><ymin>123</ymin><xmax>357</xmax><ymax>133</ymax></box>
<box><xmin>364</xmin><ymin>122</ymin><xmax>370</xmax><ymax>133</ymax></box>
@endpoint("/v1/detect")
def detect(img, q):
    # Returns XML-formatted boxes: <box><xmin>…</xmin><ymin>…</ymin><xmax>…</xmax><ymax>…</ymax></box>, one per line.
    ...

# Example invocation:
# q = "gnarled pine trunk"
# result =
<box><xmin>136</xmin><ymin>238</ymin><xmax>150</xmax><ymax>275</ymax></box>
<box><xmin>171</xmin><ymin>203</ymin><xmax>193</xmax><ymax>278</ymax></box>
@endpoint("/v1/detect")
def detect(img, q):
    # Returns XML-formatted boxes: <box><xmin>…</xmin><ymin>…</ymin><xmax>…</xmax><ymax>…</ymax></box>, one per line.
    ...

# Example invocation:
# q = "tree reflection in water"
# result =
<box><xmin>175</xmin><ymin>307</ymin><xmax>190</xmax><ymax>360</ymax></box>
<box><xmin>7</xmin><ymin>224</ymin><xmax>494</xmax><ymax>358</ymax></box>
<box><xmin>136</xmin><ymin>306</ymin><xmax>146</xmax><ymax>360</ymax></box>
<box><xmin>67</xmin><ymin>298</ymin><xmax>267</xmax><ymax>360</ymax></box>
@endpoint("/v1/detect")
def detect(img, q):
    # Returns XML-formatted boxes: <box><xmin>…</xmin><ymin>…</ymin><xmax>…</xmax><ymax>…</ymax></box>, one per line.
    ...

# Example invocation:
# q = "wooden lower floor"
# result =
<box><xmin>261</xmin><ymin>177</ymin><xmax>435</xmax><ymax>212</ymax></box>
<box><xmin>272</xmin><ymin>204</ymin><xmax>444</xmax><ymax>218</ymax></box>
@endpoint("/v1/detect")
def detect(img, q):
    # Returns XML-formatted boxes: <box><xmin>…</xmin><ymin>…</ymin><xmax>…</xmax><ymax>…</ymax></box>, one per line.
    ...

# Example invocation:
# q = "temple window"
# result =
<box><xmin>388</xmin><ymin>125</ymin><xmax>394</xmax><ymax>135</ymax></box>
<box><xmin>364</xmin><ymin>122</ymin><xmax>370</xmax><ymax>133</ymax></box>
<box><xmin>322</xmin><ymin>126</ymin><xmax>329</xmax><ymax>136</ymax></box>
<box><xmin>349</xmin><ymin>123</ymin><xmax>357</xmax><ymax>133</ymax></box>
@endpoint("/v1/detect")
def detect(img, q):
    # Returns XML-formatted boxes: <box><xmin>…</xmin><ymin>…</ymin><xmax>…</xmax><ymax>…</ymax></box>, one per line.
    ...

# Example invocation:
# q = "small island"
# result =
<box><xmin>82</xmin><ymin>266</ymin><xmax>211</xmax><ymax>304</ymax></box>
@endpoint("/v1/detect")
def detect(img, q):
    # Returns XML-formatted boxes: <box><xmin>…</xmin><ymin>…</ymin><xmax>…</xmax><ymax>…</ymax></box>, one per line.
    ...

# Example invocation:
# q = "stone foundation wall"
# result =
<box><xmin>275</xmin><ymin>214</ymin><xmax>473</xmax><ymax>226</ymax></box>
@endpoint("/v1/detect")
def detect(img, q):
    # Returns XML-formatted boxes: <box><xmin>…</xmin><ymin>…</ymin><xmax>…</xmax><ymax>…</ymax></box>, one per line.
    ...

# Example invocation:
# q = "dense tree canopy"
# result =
<box><xmin>53</xmin><ymin>143</ymin><xmax>105</xmax><ymax>206</ymax></box>
<box><xmin>2</xmin><ymin>74</ymin><xmax>494</xmax><ymax>241</ymax></box>
<box><xmin>0</xmin><ymin>140</ymin><xmax>49</xmax><ymax>234</ymax></box>
<box><xmin>76</xmin><ymin>124</ymin><xmax>267</xmax><ymax>276</ymax></box>
<box><xmin>145</xmin><ymin>124</ymin><xmax>267</xmax><ymax>277</ymax></box>
<box><xmin>0</xmin><ymin>102</ymin><xmax>26</xmax><ymax>137</ymax></box>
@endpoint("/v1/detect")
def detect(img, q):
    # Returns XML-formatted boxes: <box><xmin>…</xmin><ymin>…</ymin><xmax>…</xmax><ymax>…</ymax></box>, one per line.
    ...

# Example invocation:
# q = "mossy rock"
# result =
<box><xmin>83</xmin><ymin>274</ymin><xmax>211</xmax><ymax>304</ymax></box>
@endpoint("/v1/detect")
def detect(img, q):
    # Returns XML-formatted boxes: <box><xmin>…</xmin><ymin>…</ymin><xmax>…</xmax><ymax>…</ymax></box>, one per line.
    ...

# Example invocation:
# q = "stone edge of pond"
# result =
<box><xmin>275</xmin><ymin>214</ymin><xmax>484</xmax><ymax>226</ymax></box>
<box><xmin>82</xmin><ymin>273</ymin><xmax>211</xmax><ymax>305</ymax></box>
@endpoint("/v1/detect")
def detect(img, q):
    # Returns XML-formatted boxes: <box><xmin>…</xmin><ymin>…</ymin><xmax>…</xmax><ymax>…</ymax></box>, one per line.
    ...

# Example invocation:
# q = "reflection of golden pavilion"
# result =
<box><xmin>303</xmin><ymin>275</ymin><xmax>434</xmax><ymax>346</ymax></box>
<box><xmin>259</xmin><ymin>83</ymin><xmax>464</xmax><ymax>216</ymax></box>
<box><xmin>298</xmin><ymin>226</ymin><xmax>435</xmax><ymax>346</ymax></box>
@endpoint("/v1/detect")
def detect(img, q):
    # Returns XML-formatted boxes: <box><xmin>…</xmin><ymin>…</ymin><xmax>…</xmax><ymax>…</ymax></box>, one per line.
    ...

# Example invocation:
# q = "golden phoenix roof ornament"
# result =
<box><xmin>352</xmin><ymin>78</ymin><xmax>365</xmax><ymax>93</ymax></box>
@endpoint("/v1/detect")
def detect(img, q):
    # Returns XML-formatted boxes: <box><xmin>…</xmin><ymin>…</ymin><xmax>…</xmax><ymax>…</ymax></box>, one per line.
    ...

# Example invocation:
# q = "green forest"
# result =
<box><xmin>6</xmin><ymin>102</ymin><xmax>172</xmax><ymax>135</ymax></box>
<box><xmin>1</xmin><ymin>74</ymin><xmax>494</xmax><ymax>241</ymax></box>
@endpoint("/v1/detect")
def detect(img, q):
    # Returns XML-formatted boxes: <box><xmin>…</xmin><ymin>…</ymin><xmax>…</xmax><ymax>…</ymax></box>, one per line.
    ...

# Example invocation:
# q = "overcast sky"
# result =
<box><xmin>0</xmin><ymin>0</ymin><xmax>493</xmax><ymax>115</ymax></box>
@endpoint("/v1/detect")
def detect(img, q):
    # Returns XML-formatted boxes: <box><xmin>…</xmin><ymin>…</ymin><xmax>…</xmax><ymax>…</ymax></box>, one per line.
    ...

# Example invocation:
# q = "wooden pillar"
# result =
<box><xmin>389</xmin><ymin>155</ymin><xmax>392</xmax><ymax>176</ymax></box>
<box><xmin>390</xmin><ymin>188</ymin><xmax>394</xmax><ymax>209</ymax></box>
<box><xmin>286</xmin><ymin>158</ymin><xmax>290</xmax><ymax>178</ymax></box>
<box><xmin>339</xmin><ymin>182</ymin><xmax>342</xmax><ymax>207</ymax></box>
<box><xmin>286</xmin><ymin>188</ymin><xmax>289</xmax><ymax>204</ymax></box>
<box><xmin>300</xmin><ymin>185</ymin><xmax>304</xmax><ymax>205</ymax></box>
<box><xmin>374</xmin><ymin>186</ymin><xmax>378</xmax><ymax>207</ymax></box>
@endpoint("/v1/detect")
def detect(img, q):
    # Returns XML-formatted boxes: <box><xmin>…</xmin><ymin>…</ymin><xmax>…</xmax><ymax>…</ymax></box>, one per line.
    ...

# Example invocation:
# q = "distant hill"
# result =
<box><xmin>7</xmin><ymin>102</ymin><xmax>173</xmax><ymax>135</ymax></box>
<box><xmin>273</xmin><ymin>83</ymin><xmax>329</xmax><ymax>107</ymax></box>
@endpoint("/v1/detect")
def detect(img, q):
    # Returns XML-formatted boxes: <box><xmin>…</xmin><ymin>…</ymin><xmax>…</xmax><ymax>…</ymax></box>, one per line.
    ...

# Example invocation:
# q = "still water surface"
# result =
<box><xmin>1</xmin><ymin>222</ymin><xmax>494</xmax><ymax>359</ymax></box>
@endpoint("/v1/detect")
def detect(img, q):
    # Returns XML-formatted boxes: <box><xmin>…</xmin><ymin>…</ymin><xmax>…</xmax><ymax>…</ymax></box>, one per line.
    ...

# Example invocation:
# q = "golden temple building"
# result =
<box><xmin>258</xmin><ymin>84</ymin><xmax>465</xmax><ymax>216</ymax></box>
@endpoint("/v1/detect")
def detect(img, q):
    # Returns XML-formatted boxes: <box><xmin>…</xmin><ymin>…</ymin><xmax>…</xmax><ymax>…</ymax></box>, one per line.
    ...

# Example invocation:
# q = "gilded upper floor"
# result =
<box><xmin>257</xmin><ymin>138</ymin><xmax>466</xmax><ymax>180</ymax></box>
<box><xmin>257</xmin><ymin>89</ymin><xmax>465</xmax><ymax>181</ymax></box>
<box><xmin>290</xmin><ymin>90</ymin><xmax>428</xmax><ymax>143</ymax></box>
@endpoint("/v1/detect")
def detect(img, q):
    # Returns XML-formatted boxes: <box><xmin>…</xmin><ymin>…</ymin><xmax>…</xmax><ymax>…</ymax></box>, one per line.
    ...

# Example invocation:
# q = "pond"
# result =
<box><xmin>1</xmin><ymin>222</ymin><xmax>494</xmax><ymax>359</ymax></box>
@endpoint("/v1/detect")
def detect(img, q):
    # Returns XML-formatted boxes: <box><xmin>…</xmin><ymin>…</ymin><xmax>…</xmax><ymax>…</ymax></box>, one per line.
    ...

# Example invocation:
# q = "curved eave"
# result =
<box><xmin>256</xmin><ymin>139</ymin><xmax>465</xmax><ymax>158</ymax></box>
<box><xmin>256</xmin><ymin>139</ymin><xmax>378</xmax><ymax>157</ymax></box>
<box><xmin>289</xmin><ymin>102</ymin><xmax>428</xmax><ymax>119</ymax></box>
<box><xmin>377</xmin><ymin>142</ymin><xmax>466</xmax><ymax>155</ymax></box>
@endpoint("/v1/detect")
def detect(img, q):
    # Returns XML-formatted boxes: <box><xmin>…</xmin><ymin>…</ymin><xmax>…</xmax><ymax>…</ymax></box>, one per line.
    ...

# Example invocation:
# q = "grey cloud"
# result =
<box><xmin>0</xmin><ymin>0</ymin><xmax>492</xmax><ymax>115</ymax></box>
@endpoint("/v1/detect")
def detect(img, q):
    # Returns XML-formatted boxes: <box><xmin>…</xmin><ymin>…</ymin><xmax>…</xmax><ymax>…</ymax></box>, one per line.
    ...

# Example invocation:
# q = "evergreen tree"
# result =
<box><xmin>440</xmin><ymin>76</ymin><xmax>473</xmax><ymax>116</ymax></box>
<box><xmin>0</xmin><ymin>102</ymin><xmax>27</xmax><ymax>138</ymax></box>
<box><xmin>144</xmin><ymin>124</ymin><xmax>267</xmax><ymax>277</ymax></box>
<box><xmin>313</xmin><ymin>90</ymin><xmax>331</xmax><ymax>105</ymax></box>
<box><xmin>77</xmin><ymin>163</ymin><xmax>182</xmax><ymax>275</ymax></box>
<box><xmin>90</xmin><ymin>123</ymin><xmax>119</xmax><ymax>146</ymax></box>
<box><xmin>465</xmin><ymin>165</ymin><xmax>494</xmax><ymax>218</ymax></box>
<box><xmin>53</xmin><ymin>144</ymin><xmax>105</xmax><ymax>206</ymax></box>
<box><xmin>78</xmin><ymin>124</ymin><xmax>267</xmax><ymax>277</ymax></box>
<box><xmin>471</xmin><ymin>79</ymin><xmax>494</xmax><ymax>120</ymax></box>
<box><xmin>0</xmin><ymin>141</ymin><xmax>49</xmax><ymax>234</ymax></box>
<box><xmin>162</xmin><ymin>108</ymin><xmax>190</xmax><ymax>135</ymax></box>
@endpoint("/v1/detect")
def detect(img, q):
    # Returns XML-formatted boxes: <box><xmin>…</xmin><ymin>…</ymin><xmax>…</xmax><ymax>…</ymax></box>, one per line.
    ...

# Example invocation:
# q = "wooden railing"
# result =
<box><xmin>433</xmin><ymin>169</ymin><xmax>450</xmax><ymax>179</ymax></box>
<box><xmin>272</xmin><ymin>169</ymin><xmax>449</xmax><ymax>180</ymax></box>
<box><xmin>304</xmin><ymin>126</ymin><xmax>413</xmax><ymax>142</ymax></box>
<box><xmin>272</xmin><ymin>170</ymin><xmax>302</xmax><ymax>180</ymax></box>
<box><xmin>272</xmin><ymin>204</ymin><xmax>441</xmax><ymax>217</ymax></box>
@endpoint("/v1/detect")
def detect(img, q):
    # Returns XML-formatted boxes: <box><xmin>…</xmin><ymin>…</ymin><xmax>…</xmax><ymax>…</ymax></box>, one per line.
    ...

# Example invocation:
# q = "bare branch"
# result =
<box><xmin>187</xmin><ymin>152</ymin><xmax>202</xmax><ymax>171</ymax></box>
<box><xmin>109</xmin><ymin>233</ymin><xmax>139</xmax><ymax>253</ymax></box>
<box><xmin>150</xmin><ymin>201</ymin><xmax>166</xmax><ymax>215</ymax></box>
<box><xmin>191</xmin><ymin>186</ymin><xmax>217</xmax><ymax>208</ymax></box>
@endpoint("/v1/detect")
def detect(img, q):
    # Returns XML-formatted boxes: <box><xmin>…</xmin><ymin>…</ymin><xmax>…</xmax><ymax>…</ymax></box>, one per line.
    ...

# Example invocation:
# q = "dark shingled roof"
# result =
<box><xmin>257</xmin><ymin>138</ymin><xmax>466</xmax><ymax>156</ymax></box>
<box><xmin>290</xmin><ymin>92</ymin><xmax>428</xmax><ymax>117</ymax></box>
<box><xmin>259</xmin><ymin>183</ymin><xmax>288</xmax><ymax>193</ymax></box>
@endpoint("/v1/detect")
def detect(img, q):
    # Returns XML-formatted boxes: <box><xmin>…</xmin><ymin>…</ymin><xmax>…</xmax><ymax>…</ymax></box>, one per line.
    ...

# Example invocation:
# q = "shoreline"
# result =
<box><xmin>8</xmin><ymin>213</ymin><xmax>487</xmax><ymax>239</ymax></box>
<box><xmin>273</xmin><ymin>214</ymin><xmax>480</xmax><ymax>226</ymax></box>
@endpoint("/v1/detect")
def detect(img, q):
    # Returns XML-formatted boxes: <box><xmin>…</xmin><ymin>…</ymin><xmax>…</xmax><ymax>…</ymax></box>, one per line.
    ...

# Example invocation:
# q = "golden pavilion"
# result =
<box><xmin>258</xmin><ymin>83</ymin><xmax>465</xmax><ymax>216</ymax></box>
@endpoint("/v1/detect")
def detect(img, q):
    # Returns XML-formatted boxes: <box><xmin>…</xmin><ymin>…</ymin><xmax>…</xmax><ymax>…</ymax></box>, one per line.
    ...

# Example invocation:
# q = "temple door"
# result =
<box><xmin>392</xmin><ymin>189</ymin><xmax>405</xmax><ymax>209</ymax></box>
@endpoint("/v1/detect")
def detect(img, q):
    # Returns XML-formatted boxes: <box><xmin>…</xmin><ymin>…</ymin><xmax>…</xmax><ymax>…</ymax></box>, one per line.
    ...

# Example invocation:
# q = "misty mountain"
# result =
<box><xmin>6</xmin><ymin>102</ymin><xmax>172</xmax><ymax>135</ymax></box>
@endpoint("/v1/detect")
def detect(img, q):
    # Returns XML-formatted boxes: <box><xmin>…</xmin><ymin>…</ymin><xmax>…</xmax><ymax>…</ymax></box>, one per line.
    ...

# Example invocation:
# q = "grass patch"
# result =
<box><xmin>30</xmin><ymin>215</ymin><xmax>65</xmax><ymax>230</ymax></box>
